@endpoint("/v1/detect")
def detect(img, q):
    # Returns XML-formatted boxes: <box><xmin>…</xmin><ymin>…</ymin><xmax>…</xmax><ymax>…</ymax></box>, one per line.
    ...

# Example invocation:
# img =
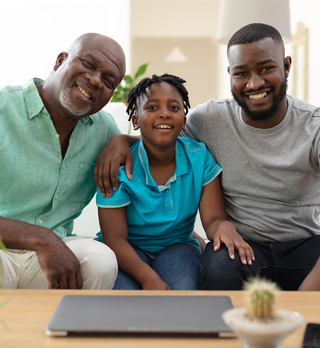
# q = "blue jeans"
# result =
<box><xmin>113</xmin><ymin>243</ymin><xmax>201</xmax><ymax>290</ymax></box>
<box><xmin>199</xmin><ymin>235</ymin><xmax>320</xmax><ymax>290</ymax></box>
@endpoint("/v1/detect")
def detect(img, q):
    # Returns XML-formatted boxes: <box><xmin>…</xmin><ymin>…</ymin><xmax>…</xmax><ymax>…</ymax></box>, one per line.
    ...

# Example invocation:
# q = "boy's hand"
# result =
<box><xmin>141</xmin><ymin>277</ymin><xmax>171</xmax><ymax>290</ymax></box>
<box><xmin>213</xmin><ymin>222</ymin><xmax>255</xmax><ymax>265</ymax></box>
<box><xmin>94</xmin><ymin>134</ymin><xmax>133</xmax><ymax>197</ymax></box>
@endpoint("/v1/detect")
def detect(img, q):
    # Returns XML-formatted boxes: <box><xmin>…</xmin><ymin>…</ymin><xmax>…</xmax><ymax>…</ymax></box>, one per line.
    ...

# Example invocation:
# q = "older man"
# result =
<box><xmin>0</xmin><ymin>33</ymin><xmax>126</xmax><ymax>289</ymax></box>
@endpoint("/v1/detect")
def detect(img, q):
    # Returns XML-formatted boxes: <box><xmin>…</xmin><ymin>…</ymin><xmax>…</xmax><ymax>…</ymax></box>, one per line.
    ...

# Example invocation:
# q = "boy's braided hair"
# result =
<box><xmin>126</xmin><ymin>73</ymin><xmax>190</xmax><ymax>121</ymax></box>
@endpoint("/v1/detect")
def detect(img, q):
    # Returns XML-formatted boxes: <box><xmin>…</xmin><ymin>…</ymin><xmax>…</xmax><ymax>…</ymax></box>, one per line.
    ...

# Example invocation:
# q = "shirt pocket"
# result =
<box><xmin>67</xmin><ymin>161</ymin><xmax>96</xmax><ymax>205</ymax></box>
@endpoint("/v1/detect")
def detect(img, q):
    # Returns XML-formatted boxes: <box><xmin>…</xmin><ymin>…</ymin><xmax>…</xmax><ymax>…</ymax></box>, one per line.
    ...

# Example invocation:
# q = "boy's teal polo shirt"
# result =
<box><xmin>0</xmin><ymin>78</ymin><xmax>120</xmax><ymax>238</ymax></box>
<box><xmin>96</xmin><ymin>137</ymin><xmax>222</xmax><ymax>252</ymax></box>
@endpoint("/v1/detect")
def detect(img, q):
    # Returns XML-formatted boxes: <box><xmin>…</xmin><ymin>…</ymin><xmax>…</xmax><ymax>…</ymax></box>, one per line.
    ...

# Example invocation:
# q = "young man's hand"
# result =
<box><xmin>213</xmin><ymin>221</ymin><xmax>255</xmax><ymax>266</ymax></box>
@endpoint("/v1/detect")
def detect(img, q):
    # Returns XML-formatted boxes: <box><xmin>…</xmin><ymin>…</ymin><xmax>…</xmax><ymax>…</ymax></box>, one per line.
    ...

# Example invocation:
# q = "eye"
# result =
<box><xmin>170</xmin><ymin>105</ymin><xmax>180</xmax><ymax>111</ymax></box>
<box><xmin>103</xmin><ymin>77</ymin><xmax>114</xmax><ymax>89</ymax></box>
<box><xmin>147</xmin><ymin>105</ymin><xmax>157</xmax><ymax>110</ymax></box>
<box><xmin>261</xmin><ymin>66</ymin><xmax>274</xmax><ymax>73</ymax></box>
<box><xmin>233</xmin><ymin>71</ymin><xmax>247</xmax><ymax>77</ymax></box>
<box><xmin>80</xmin><ymin>58</ymin><xmax>94</xmax><ymax>69</ymax></box>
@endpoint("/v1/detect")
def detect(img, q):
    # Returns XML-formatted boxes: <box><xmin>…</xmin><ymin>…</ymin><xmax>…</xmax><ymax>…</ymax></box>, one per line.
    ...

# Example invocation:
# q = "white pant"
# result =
<box><xmin>0</xmin><ymin>237</ymin><xmax>118</xmax><ymax>289</ymax></box>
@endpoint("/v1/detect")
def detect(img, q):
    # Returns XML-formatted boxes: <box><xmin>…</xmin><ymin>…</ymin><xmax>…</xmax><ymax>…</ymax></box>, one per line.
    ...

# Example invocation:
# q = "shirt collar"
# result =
<box><xmin>23</xmin><ymin>78</ymin><xmax>93</xmax><ymax>125</ymax></box>
<box><xmin>137</xmin><ymin>138</ymin><xmax>189</xmax><ymax>188</ymax></box>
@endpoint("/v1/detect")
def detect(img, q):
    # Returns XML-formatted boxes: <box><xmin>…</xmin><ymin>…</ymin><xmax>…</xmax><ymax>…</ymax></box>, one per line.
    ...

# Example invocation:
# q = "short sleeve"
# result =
<box><xmin>203</xmin><ymin>148</ymin><xmax>222</xmax><ymax>186</ymax></box>
<box><xmin>96</xmin><ymin>180</ymin><xmax>131</xmax><ymax>208</ymax></box>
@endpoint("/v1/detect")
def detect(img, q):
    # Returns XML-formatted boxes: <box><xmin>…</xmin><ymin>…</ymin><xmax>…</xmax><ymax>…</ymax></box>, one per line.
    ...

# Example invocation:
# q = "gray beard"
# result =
<box><xmin>60</xmin><ymin>87</ymin><xmax>91</xmax><ymax>117</ymax></box>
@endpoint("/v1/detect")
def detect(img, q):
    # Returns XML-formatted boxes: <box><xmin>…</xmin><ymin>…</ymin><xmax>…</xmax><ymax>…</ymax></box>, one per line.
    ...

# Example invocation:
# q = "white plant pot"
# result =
<box><xmin>223</xmin><ymin>308</ymin><xmax>304</xmax><ymax>348</ymax></box>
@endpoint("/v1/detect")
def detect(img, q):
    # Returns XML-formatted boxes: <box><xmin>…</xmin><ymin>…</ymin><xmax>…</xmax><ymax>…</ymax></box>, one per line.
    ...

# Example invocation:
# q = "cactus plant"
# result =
<box><xmin>244</xmin><ymin>277</ymin><xmax>279</xmax><ymax>320</ymax></box>
<box><xmin>223</xmin><ymin>277</ymin><xmax>304</xmax><ymax>348</ymax></box>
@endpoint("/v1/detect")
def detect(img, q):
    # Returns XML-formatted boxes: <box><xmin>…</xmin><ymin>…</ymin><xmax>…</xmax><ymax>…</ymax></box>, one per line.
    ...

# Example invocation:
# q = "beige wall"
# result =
<box><xmin>130</xmin><ymin>0</ymin><xmax>220</xmax><ymax>106</ymax></box>
<box><xmin>129</xmin><ymin>0</ymin><xmax>320</xmax><ymax>106</ymax></box>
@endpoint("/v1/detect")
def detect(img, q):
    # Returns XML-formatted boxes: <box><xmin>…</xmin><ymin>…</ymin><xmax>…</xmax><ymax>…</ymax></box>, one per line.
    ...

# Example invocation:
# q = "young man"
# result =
<box><xmin>0</xmin><ymin>33</ymin><xmax>126</xmax><ymax>289</ymax></box>
<box><xmin>96</xmin><ymin>23</ymin><xmax>320</xmax><ymax>291</ymax></box>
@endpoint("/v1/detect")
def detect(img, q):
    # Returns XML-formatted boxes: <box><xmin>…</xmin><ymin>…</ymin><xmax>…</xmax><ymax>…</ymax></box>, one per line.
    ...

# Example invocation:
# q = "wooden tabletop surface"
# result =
<box><xmin>0</xmin><ymin>289</ymin><xmax>319</xmax><ymax>348</ymax></box>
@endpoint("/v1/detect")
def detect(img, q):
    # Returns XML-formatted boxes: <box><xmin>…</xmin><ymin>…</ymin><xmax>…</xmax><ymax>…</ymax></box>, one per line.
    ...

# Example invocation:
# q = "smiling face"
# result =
<box><xmin>132</xmin><ymin>82</ymin><xmax>186</xmax><ymax>150</ymax></box>
<box><xmin>49</xmin><ymin>34</ymin><xmax>126</xmax><ymax>120</ymax></box>
<box><xmin>227</xmin><ymin>38</ymin><xmax>291</xmax><ymax>128</ymax></box>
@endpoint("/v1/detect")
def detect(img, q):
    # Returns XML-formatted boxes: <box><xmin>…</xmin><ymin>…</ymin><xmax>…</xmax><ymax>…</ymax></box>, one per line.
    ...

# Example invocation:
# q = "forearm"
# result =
<box><xmin>0</xmin><ymin>216</ymin><xmax>56</xmax><ymax>250</ymax></box>
<box><xmin>299</xmin><ymin>258</ymin><xmax>320</xmax><ymax>291</ymax></box>
<box><xmin>107</xmin><ymin>239</ymin><xmax>159</xmax><ymax>286</ymax></box>
<box><xmin>204</xmin><ymin>219</ymin><xmax>236</xmax><ymax>241</ymax></box>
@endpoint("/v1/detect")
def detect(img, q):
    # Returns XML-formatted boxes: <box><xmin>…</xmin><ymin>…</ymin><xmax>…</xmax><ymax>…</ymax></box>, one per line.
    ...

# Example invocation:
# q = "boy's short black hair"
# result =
<box><xmin>126</xmin><ymin>73</ymin><xmax>190</xmax><ymax>120</ymax></box>
<box><xmin>227</xmin><ymin>23</ymin><xmax>284</xmax><ymax>52</ymax></box>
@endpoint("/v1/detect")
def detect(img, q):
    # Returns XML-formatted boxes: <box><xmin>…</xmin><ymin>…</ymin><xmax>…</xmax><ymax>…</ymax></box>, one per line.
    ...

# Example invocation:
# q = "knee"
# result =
<box><xmin>199</xmin><ymin>243</ymin><xmax>247</xmax><ymax>290</ymax></box>
<box><xmin>78</xmin><ymin>240</ymin><xmax>118</xmax><ymax>289</ymax></box>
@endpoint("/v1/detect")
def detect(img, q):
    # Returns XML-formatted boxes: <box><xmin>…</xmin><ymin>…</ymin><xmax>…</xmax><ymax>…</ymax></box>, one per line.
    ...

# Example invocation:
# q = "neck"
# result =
<box><xmin>242</xmin><ymin>98</ymin><xmax>288</xmax><ymax>129</ymax></box>
<box><xmin>143</xmin><ymin>142</ymin><xmax>176</xmax><ymax>186</ymax></box>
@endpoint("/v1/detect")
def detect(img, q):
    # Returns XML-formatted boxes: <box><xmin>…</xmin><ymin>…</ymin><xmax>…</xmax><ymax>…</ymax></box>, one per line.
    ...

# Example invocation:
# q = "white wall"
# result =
<box><xmin>0</xmin><ymin>0</ymin><xmax>130</xmax><ymax>88</ymax></box>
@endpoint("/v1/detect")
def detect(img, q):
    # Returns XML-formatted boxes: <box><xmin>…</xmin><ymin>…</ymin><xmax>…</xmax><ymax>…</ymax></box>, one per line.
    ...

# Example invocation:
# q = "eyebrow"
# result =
<box><xmin>81</xmin><ymin>53</ymin><xmax>118</xmax><ymax>80</ymax></box>
<box><xmin>231</xmin><ymin>59</ymin><xmax>277</xmax><ymax>71</ymax></box>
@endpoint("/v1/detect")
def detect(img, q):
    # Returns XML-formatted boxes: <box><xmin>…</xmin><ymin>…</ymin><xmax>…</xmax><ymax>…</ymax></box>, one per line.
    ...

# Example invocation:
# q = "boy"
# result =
<box><xmin>95</xmin><ymin>74</ymin><xmax>253</xmax><ymax>290</ymax></box>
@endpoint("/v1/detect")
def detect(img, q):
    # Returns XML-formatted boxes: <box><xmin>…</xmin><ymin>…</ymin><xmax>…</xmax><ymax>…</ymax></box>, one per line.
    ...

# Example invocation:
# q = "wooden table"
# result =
<box><xmin>0</xmin><ymin>289</ymin><xmax>319</xmax><ymax>348</ymax></box>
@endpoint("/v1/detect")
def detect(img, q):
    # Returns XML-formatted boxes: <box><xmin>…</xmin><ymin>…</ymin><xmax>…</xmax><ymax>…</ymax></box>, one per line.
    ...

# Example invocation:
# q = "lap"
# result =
<box><xmin>114</xmin><ymin>243</ymin><xmax>201</xmax><ymax>290</ymax></box>
<box><xmin>200</xmin><ymin>235</ymin><xmax>320</xmax><ymax>290</ymax></box>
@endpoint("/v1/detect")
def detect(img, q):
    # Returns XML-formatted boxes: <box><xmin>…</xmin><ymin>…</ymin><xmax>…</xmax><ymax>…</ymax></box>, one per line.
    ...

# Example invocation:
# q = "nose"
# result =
<box><xmin>86</xmin><ymin>71</ymin><xmax>103</xmax><ymax>89</ymax></box>
<box><xmin>159</xmin><ymin>108</ymin><xmax>170</xmax><ymax>118</ymax></box>
<box><xmin>246</xmin><ymin>73</ymin><xmax>264</xmax><ymax>90</ymax></box>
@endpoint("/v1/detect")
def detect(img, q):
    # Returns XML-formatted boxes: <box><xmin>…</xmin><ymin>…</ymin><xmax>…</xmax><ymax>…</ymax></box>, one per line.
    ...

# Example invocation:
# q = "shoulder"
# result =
<box><xmin>188</xmin><ymin>98</ymin><xmax>237</xmax><ymax>117</ymax></box>
<box><xmin>89</xmin><ymin>109</ymin><xmax>121</xmax><ymax>136</ymax></box>
<box><xmin>289</xmin><ymin>95</ymin><xmax>320</xmax><ymax>118</ymax></box>
<box><xmin>177</xmin><ymin>137</ymin><xmax>205</xmax><ymax>151</ymax></box>
<box><xmin>177</xmin><ymin>137</ymin><xmax>216</xmax><ymax>162</ymax></box>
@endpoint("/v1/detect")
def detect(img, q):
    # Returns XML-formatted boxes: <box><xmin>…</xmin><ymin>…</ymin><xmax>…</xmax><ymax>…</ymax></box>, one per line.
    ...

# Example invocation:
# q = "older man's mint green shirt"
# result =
<box><xmin>0</xmin><ymin>78</ymin><xmax>120</xmax><ymax>238</ymax></box>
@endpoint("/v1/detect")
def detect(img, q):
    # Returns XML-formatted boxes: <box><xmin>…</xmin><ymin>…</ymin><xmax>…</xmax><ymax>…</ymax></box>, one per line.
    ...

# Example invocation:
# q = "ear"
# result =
<box><xmin>182</xmin><ymin>116</ymin><xmax>186</xmax><ymax>131</ymax></box>
<box><xmin>53</xmin><ymin>52</ymin><xmax>68</xmax><ymax>71</ymax></box>
<box><xmin>132</xmin><ymin>115</ymin><xmax>140</xmax><ymax>131</ymax></box>
<box><xmin>227</xmin><ymin>66</ymin><xmax>231</xmax><ymax>75</ymax></box>
<box><xmin>284</xmin><ymin>56</ymin><xmax>292</xmax><ymax>78</ymax></box>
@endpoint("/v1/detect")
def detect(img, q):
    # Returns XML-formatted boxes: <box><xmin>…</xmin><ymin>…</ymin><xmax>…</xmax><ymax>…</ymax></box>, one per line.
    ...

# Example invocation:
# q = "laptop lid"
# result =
<box><xmin>46</xmin><ymin>295</ymin><xmax>234</xmax><ymax>337</ymax></box>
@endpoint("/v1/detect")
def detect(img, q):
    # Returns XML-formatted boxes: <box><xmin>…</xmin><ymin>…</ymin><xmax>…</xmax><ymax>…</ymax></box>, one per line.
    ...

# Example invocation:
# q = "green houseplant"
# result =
<box><xmin>111</xmin><ymin>63</ymin><xmax>149</xmax><ymax>105</ymax></box>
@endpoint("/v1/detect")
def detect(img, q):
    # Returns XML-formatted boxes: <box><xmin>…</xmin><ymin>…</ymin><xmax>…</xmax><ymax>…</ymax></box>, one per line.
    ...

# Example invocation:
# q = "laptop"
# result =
<box><xmin>45</xmin><ymin>295</ymin><xmax>234</xmax><ymax>337</ymax></box>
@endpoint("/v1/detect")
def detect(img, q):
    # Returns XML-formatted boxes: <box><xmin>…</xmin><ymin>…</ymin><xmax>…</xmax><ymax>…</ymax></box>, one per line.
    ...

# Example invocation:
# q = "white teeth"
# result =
<box><xmin>78</xmin><ymin>87</ymin><xmax>90</xmax><ymax>99</ymax></box>
<box><xmin>249</xmin><ymin>92</ymin><xmax>267</xmax><ymax>99</ymax></box>
<box><xmin>156</xmin><ymin>125</ymin><xmax>172</xmax><ymax>129</ymax></box>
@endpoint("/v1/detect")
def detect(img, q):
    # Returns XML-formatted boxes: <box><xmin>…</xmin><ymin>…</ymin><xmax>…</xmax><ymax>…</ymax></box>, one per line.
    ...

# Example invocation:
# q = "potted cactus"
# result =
<box><xmin>223</xmin><ymin>278</ymin><xmax>304</xmax><ymax>348</ymax></box>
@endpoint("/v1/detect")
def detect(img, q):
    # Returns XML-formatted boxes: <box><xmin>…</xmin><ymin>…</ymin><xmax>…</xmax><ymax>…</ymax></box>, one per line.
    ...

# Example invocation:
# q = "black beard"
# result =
<box><xmin>232</xmin><ymin>78</ymin><xmax>288</xmax><ymax>122</ymax></box>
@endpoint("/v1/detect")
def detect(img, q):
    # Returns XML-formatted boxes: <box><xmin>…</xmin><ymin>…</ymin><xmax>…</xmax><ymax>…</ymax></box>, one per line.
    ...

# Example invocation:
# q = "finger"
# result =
<box><xmin>226</xmin><ymin>242</ymin><xmax>235</xmax><ymax>260</ymax></box>
<box><xmin>244</xmin><ymin>245</ymin><xmax>255</xmax><ymax>265</ymax></box>
<box><xmin>48</xmin><ymin>278</ymin><xmax>60</xmax><ymax>289</ymax></box>
<box><xmin>124</xmin><ymin>153</ymin><xmax>133</xmax><ymax>181</ymax></box>
<box><xmin>235</xmin><ymin>246</ymin><xmax>249</xmax><ymax>264</ymax></box>
<box><xmin>94</xmin><ymin>163</ymin><xmax>109</xmax><ymax>198</ymax></box>
<box><xmin>108</xmin><ymin>161</ymin><xmax>121</xmax><ymax>195</ymax></box>
<box><xmin>58</xmin><ymin>277</ymin><xmax>68</xmax><ymax>289</ymax></box>
<box><xmin>76</xmin><ymin>271</ymin><xmax>83</xmax><ymax>289</ymax></box>
<box><xmin>213</xmin><ymin>235</ymin><xmax>221</xmax><ymax>252</ymax></box>
<box><xmin>66</xmin><ymin>275</ymin><xmax>77</xmax><ymax>289</ymax></box>
<box><xmin>93</xmin><ymin>162</ymin><xmax>100</xmax><ymax>189</ymax></box>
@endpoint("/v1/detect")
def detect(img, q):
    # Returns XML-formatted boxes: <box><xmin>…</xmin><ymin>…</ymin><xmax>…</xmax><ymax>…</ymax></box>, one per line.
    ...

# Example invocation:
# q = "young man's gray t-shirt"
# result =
<box><xmin>183</xmin><ymin>95</ymin><xmax>320</xmax><ymax>243</ymax></box>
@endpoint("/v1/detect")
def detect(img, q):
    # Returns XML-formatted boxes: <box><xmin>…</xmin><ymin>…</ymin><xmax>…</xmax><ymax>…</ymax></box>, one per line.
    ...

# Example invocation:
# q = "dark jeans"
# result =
<box><xmin>199</xmin><ymin>235</ymin><xmax>320</xmax><ymax>290</ymax></box>
<box><xmin>113</xmin><ymin>243</ymin><xmax>201</xmax><ymax>290</ymax></box>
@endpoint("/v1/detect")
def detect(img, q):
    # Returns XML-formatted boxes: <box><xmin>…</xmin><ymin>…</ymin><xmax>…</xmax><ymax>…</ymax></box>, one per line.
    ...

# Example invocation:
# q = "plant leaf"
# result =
<box><xmin>134</xmin><ymin>63</ymin><xmax>149</xmax><ymax>80</ymax></box>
